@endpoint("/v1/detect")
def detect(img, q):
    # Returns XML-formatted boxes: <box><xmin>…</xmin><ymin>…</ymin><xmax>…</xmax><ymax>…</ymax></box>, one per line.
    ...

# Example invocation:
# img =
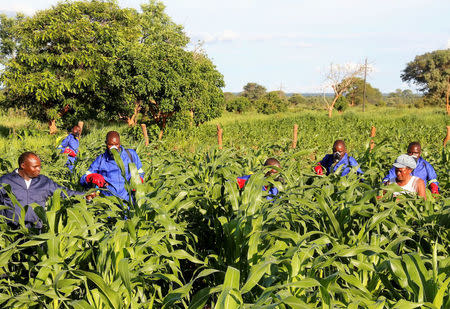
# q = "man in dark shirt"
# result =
<box><xmin>0</xmin><ymin>152</ymin><xmax>89</xmax><ymax>229</ymax></box>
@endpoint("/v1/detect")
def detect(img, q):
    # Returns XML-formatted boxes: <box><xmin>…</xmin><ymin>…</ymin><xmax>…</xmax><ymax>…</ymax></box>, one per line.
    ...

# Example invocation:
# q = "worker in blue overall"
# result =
<box><xmin>59</xmin><ymin>125</ymin><xmax>81</xmax><ymax>171</ymax></box>
<box><xmin>237</xmin><ymin>158</ymin><xmax>281</xmax><ymax>200</ymax></box>
<box><xmin>314</xmin><ymin>140</ymin><xmax>364</xmax><ymax>176</ymax></box>
<box><xmin>382</xmin><ymin>142</ymin><xmax>439</xmax><ymax>194</ymax></box>
<box><xmin>80</xmin><ymin>131</ymin><xmax>144</xmax><ymax>201</ymax></box>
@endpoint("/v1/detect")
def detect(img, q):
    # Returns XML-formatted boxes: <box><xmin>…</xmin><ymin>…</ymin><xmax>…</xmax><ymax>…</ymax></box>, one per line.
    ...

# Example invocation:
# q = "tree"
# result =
<box><xmin>289</xmin><ymin>93</ymin><xmax>307</xmax><ymax>106</ymax></box>
<box><xmin>0</xmin><ymin>0</ymin><xmax>225</xmax><ymax>136</ymax></box>
<box><xmin>105</xmin><ymin>2</ymin><xmax>225</xmax><ymax>139</ymax></box>
<box><xmin>226</xmin><ymin>97</ymin><xmax>251</xmax><ymax>113</ymax></box>
<box><xmin>344</xmin><ymin>78</ymin><xmax>383</xmax><ymax>106</ymax></box>
<box><xmin>241</xmin><ymin>82</ymin><xmax>266</xmax><ymax>102</ymax></box>
<box><xmin>0</xmin><ymin>1</ymin><xmax>135</xmax><ymax>133</ymax></box>
<box><xmin>401</xmin><ymin>49</ymin><xmax>450</xmax><ymax>114</ymax></box>
<box><xmin>256</xmin><ymin>91</ymin><xmax>289</xmax><ymax>114</ymax></box>
<box><xmin>334</xmin><ymin>96</ymin><xmax>349</xmax><ymax>113</ymax></box>
<box><xmin>322</xmin><ymin>63</ymin><xmax>366</xmax><ymax>117</ymax></box>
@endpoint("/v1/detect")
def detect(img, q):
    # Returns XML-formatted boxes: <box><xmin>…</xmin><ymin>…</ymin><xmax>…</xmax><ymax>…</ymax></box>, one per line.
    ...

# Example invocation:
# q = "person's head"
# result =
<box><xmin>407</xmin><ymin>142</ymin><xmax>421</xmax><ymax>160</ymax></box>
<box><xmin>264</xmin><ymin>158</ymin><xmax>281</xmax><ymax>177</ymax></box>
<box><xmin>71</xmin><ymin>125</ymin><xmax>81</xmax><ymax>138</ymax></box>
<box><xmin>332</xmin><ymin>140</ymin><xmax>347</xmax><ymax>162</ymax></box>
<box><xmin>105</xmin><ymin>131</ymin><xmax>121</xmax><ymax>152</ymax></box>
<box><xmin>393</xmin><ymin>154</ymin><xmax>416</xmax><ymax>181</ymax></box>
<box><xmin>18</xmin><ymin>152</ymin><xmax>41</xmax><ymax>179</ymax></box>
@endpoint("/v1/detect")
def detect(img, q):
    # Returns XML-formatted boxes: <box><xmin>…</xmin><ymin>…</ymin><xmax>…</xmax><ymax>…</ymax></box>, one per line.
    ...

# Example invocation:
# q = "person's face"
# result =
<box><xmin>21</xmin><ymin>155</ymin><xmax>41</xmax><ymax>179</ymax></box>
<box><xmin>395</xmin><ymin>167</ymin><xmax>412</xmax><ymax>181</ymax></box>
<box><xmin>407</xmin><ymin>145</ymin><xmax>421</xmax><ymax>159</ymax></box>
<box><xmin>265</xmin><ymin>168</ymin><xmax>278</xmax><ymax>177</ymax></box>
<box><xmin>72</xmin><ymin>126</ymin><xmax>81</xmax><ymax>137</ymax></box>
<box><xmin>106</xmin><ymin>136</ymin><xmax>120</xmax><ymax>151</ymax></box>
<box><xmin>332</xmin><ymin>143</ymin><xmax>346</xmax><ymax>161</ymax></box>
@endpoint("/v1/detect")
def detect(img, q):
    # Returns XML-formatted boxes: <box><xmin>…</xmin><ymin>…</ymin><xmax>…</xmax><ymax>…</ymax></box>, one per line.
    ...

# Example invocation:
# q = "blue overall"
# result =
<box><xmin>319</xmin><ymin>153</ymin><xmax>364</xmax><ymax>176</ymax></box>
<box><xmin>59</xmin><ymin>134</ymin><xmax>79</xmax><ymax>171</ymax></box>
<box><xmin>80</xmin><ymin>147</ymin><xmax>144</xmax><ymax>201</ymax></box>
<box><xmin>237</xmin><ymin>175</ymin><xmax>279</xmax><ymax>200</ymax></box>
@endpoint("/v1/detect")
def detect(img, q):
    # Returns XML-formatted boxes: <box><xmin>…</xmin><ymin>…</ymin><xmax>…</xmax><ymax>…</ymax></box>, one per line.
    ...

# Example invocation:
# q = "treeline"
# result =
<box><xmin>224</xmin><ymin>80</ymin><xmax>427</xmax><ymax>114</ymax></box>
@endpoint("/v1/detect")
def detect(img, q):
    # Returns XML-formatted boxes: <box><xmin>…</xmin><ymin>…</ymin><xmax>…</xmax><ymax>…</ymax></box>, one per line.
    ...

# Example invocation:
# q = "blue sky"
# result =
<box><xmin>1</xmin><ymin>0</ymin><xmax>449</xmax><ymax>93</ymax></box>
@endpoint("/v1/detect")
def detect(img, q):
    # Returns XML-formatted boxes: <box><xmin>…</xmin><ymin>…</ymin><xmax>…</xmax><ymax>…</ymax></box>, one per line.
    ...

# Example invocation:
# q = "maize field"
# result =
<box><xmin>0</xmin><ymin>109</ymin><xmax>449</xmax><ymax>308</ymax></box>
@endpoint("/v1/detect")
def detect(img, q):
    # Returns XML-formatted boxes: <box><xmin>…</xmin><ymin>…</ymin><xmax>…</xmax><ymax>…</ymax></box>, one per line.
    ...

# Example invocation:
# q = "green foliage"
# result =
<box><xmin>241</xmin><ymin>82</ymin><xmax>266</xmax><ymax>102</ymax></box>
<box><xmin>0</xmin><ymin>0</ymin><xmax>225</xmax><ymax>132</ymax></box>
<box><xmin>335</xmin><ymin>95</ymin><xmax>349</xmax><ymax>112</ymax></box>
<box><xmin>256</xmin><ymin>91</ymin><xmax>289</xmax><ymax>114</ymax></box>
<box><xmin>0</xmin><ymin>109</ymin><xmax>448</xmax><ymax>307</ymax></box>
<box><xmin>226</xmin><ymin>96</ymin><xmax>251</xmax><ymax>113</ymax></box>
<box><xmin>0</xmin><ymin>0</ymin><xmax>135</xmax><ymax>126</ymax></box>
<box><xmin>345</xmin><ymin>77</ymin><xmax>383</xmax><ymax>106</ymax></box>
<box><xmin>289</xmin><ymin>93</ymin><xmax>307</xmax><ymax>106</ymax></box>
<box><xmin>401</xmin><ymin>49</ymin><xmax>450</xmax><ymax>107</ymax></box>
<box><xmin>385</xmin><ymin>89</ymin><xmax>422</xmax><ymax>106</ymax></box>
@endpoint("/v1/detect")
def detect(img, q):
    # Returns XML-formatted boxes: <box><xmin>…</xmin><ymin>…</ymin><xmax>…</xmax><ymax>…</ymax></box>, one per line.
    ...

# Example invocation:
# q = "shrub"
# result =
<box><xmin>226</xmin><ymin>96</ymin><xmax>251</xmax><ymax>113</ymax></box>
<box><xmin>256</xmin><ymin>91</ymin><xmax>289</xmax><ymax>114</ymax></box>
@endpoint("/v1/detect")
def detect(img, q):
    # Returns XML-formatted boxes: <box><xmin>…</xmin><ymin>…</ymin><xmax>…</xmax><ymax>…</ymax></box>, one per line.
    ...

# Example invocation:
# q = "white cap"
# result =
<box><xmin>393</xmin><ymin>154</ymin><xmax>416</xmax><ymax>169</ymax></box>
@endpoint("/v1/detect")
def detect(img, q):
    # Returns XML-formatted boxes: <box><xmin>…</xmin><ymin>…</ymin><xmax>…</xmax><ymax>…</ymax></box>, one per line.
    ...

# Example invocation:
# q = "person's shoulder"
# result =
<box><xmin>0</xmin><ymin>171</ymin><xmax>16</xmax><ymax>183</ymax></box>
<box><xmin>348</xmin><ymin>155</ymin><xmax>359</xmax><ymax>163</ymax></box>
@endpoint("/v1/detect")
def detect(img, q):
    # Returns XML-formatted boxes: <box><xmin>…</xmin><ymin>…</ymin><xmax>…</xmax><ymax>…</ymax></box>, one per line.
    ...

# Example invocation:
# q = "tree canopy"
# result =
<box><xmin>401</xmin><ymin>49</ymin><xmax>450</xmax><ymax>114</ymax></box>
<box><xmin>241</xmin><ymin>82</ymin><xmax>266</xmax><ymax>102</ymax></box>
<box><xmin>0</xmin><ymin>0</ymin><xmax>224</xmax><ymax>134</ymax></box>
<box><xmin>344</xmin><ymin>77</ymin><xmax>383</xmax><ymax>106</ymax></box>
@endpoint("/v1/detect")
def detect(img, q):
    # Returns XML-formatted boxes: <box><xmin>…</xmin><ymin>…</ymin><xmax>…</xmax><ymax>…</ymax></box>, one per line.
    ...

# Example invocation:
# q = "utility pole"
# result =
<box><xmin>362</xmin><ymin>58</ymin><xmax>367</xmax><ymax>112</ymax></box>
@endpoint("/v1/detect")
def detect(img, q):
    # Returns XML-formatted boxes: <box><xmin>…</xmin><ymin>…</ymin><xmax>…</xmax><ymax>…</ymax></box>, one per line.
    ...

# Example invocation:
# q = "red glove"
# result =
<box><xmin>63</xmin><ymin>148</ymin><xmax>77</xmax><ymax>157</ymax></box>
<box><xmin>140</xmin><ymin>176</ymin><xmax>144</xmax><ymax>184</ymax></box>
<box><xmin>86</xmin><ymin>173</ymin><xmax>107</xmax><ymax>187</ymax></box>
<box><xmin>314</xmin><ymin>163</ymin><xmax>323</xmax><ymax>175</ymax></box>
<box><xmin>430</xmin><ymin>183</ymin><xmax>439</xmax><ymax>194</ymax></box>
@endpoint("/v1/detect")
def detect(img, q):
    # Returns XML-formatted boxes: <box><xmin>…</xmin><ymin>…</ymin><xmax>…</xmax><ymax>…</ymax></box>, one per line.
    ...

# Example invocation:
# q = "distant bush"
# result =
<box><xmin>335</xmin><ymin>96</ymin><xmax>349</xmax><ymax>112</ymax></box>
<box><xmin>226</xmin><ymin>97</ymin><xmax>251</xmax><ymax>113</ymax></box>
<box><xmin>289</xmin><ymin>93</ymin><xmax>307</xmax><ymax>106</ymax></box>
<box><xmin>256</xmin><ymin>91</ymin><xmax>289</xmax><ymax>114</ymax></box>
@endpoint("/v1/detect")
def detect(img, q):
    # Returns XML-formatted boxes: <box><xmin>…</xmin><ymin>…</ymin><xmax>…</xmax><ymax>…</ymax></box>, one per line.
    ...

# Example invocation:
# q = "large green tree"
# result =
<box><xmin>241</xmin><ymin>82</ymin><xmax>266</xmax><ymax>102</ymax></box>
<box><xmin>0</xmin><ymin>1</ymin><xmax>135</xmax><ymax>133</ymax></box>
<box><xmin>344</xmin><ymin>77</ymin><xmax>383</xmax><ymax>106</ymax></box>
<box><xmin>0</xmin><ymin>0</ymin><xmax>224</xmax><ymax>135</ymax></box>
<box><xmin>401</xmin><ymin>49</ymin><xmax>450</xmax><ymax>115</ymax></box>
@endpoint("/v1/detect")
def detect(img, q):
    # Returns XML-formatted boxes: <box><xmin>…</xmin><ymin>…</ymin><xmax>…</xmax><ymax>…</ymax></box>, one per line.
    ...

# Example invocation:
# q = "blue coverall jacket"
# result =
<box><xmin>383</xmin><ymin>157</ymin><xmax>439</xmax><ymax>189</ymax></box>
<box><xmin>237</xmin><ymin>175</ymin><xmax>279</xmax><ymax>200</ymax></box>
<box><xmin>320</xmin><ymin>153</ymin><xmax>364</xmax><ymax>176</ymax></box>
<box><xmin>0</xmin><ymin>171</ymin><xmax>83</xmax><ymax>228</ymax></box>
<box><xmin>59</xmin><ymin>134</ymin><xmax>79</xmax><ymax>171</ymax></box>
<box><xmin>80</xmin><ymin>147</ymin><xmax>144</xmax><ymax>201</ymax></box>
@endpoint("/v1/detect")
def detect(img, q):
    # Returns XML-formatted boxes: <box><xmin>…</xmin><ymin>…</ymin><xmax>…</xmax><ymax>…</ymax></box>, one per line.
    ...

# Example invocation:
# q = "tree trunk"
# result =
<box><xmin>328</xmin><ymin>107</ymin><xmax>333</xmax><ymax>118</ymax></box>
<box><xmin>48</xmin><ymin>119</ymin><xmax>57</xmax><ymax>134</ymax></box>
<box><xmin>127</xmin><ymin>101</ymin><xmax>141</xmax><ymax>127</ymax></box>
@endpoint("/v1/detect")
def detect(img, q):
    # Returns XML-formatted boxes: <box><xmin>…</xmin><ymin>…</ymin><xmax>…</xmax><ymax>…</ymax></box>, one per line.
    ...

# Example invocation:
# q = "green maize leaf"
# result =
<box><xmin>215</xmin><ymin>267</ymin><xmax>241</xmax><ymax>309</ymax></box>
<box><xmin>224</xmin><ymin>177</ymin><xmax>240</xmax><ymax>212</ymax></box>
<box><xmin>433</xmin><ymin>277</ymin><xmax>450</xmax><ymax>308</ymax></box>
<box><xmin>392</xmin><ymin>299</ymin><xmax>424</xmax><ymax>309</ymax></box>
<box><xmin>281</xmin><ymin>296</ymin><xmax>315</xmax><ymax>308</ymax></box>
<box><xmin>189</xmin><ymin>286</ymin><xmax>222</xmax><ymax>309</ymax></box>
<box><xmin>70</xmin><ymin>300</ymin><xmax>95</xmax><ymax>309</ymax></box>
<box><xmin>118</xmin><ymin>258</ymin><xmax>132</xmax><ymax>297</ymax></box>
<box><xmin>73</xmin><ymin>270</ymin><xmax>121</xmax><ymax>309</ymax></box>
<box><xmin>241</xmin><ymin>258</ymin><xmax>276</xmax><ymax>294</ymax></box>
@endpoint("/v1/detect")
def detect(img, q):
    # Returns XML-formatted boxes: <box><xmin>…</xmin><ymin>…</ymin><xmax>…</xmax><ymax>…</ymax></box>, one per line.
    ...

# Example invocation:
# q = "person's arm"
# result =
<box><xmin>59</xmin><ymin>136</ymin><xmax>70</xmax><ymax>152</ymax></box>
<box><xmin>424</xmin><ymin>161</ymin><xmax>439</xmax><ymax>193</ymax></box>
<box><xmin>383</xmin><ymin>166</ymin><xmax>396</xmax><ymax>184</ymax></box>
<box><xmin>80</xmin><ymin>155</ymin><xmax>104</xmax><ymax>186</ymax></box>
<box><xmin>132</xmin><ymin>151</ymin><xmax>145</xmax><ymax>181</ymax></box>
<box><xmin>416</xmin><ymin>178</ymin><xmax>426</xmax><ymax>199</ymax></box>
